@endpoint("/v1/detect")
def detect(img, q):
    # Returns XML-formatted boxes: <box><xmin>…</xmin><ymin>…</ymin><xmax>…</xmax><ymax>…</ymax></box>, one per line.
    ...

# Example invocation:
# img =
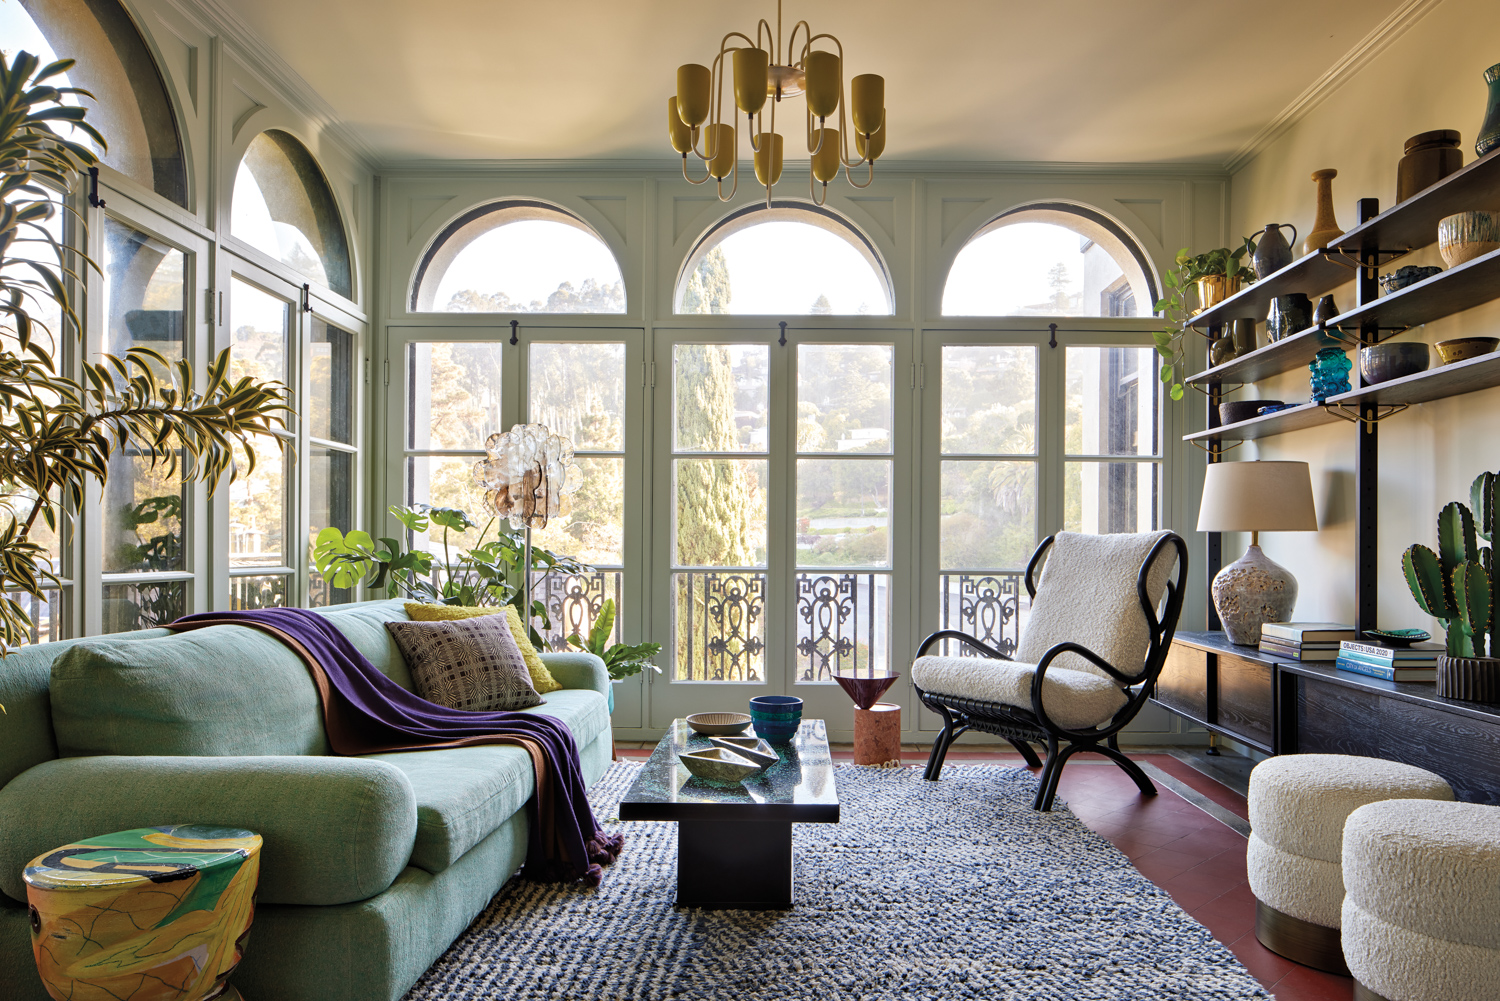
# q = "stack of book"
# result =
<box><xmin>1335</xmin><ymin>640</ymin><xmax>1443</xmax><ymax>681</ymax></box>
<box><xmin>1258</xmin><ymin>623</ymin><xmax>1356</xmax><ymax>661</ymax></box>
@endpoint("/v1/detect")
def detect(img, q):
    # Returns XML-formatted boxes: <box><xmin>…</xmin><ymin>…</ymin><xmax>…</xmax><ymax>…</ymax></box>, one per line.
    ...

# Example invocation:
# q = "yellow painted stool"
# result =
<box><xmin>23</xmin><ymin>825</ymin><xmax>261</xmax><ymax>1001</ymax></box>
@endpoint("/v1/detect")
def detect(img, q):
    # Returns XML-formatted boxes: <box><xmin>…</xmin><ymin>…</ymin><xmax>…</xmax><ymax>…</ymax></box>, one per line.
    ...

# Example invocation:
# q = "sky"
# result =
<box><xmin>944</xmin><ymin>222</ymin><xmax>1104</xmax><ymax>316</ymax></box>
<box><xmin>432</xmin><ymin>220</ymin><xmax>624</xmax><ymax>309</ymax></box>
<box><xmin>707</xmin><ymin>220</ymin><xmax>891</xmax><ymax>315</ymax></box>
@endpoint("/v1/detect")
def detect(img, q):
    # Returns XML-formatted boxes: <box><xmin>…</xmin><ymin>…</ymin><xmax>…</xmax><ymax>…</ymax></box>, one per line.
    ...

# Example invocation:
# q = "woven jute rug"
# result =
<box><xmin>405</xmin><ymin>763</ymin><xmax>1270</xmax><ymax>1000</ymax></box>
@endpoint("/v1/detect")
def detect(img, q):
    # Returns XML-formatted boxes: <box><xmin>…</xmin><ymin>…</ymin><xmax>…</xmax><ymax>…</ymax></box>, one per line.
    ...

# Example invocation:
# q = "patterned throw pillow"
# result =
<box><xmin>403</xmin><ymin>603</ymin><xmax>562</xmax><ymax>694</ymax></box>
<box><xmin>384</xmin><ymin>614</ymin><xmax>544</xmax><ymax>712</ymax></box>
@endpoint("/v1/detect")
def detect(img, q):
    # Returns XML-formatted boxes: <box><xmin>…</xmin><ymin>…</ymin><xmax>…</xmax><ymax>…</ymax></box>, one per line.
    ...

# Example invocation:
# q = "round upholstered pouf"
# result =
<box><xmin>1247</xmin><ymin>754</ymin><xmax>1453</xmax><ymax>973</ymax></box>
<box><xmin>23</xmin><ymin>825</ymin><xmax>261</xmax><ymax>1001</ymax></box>
<box><xmin>1342</xmin><ymin>799</ymin><xmax>1500</xmax><ymax>1001</ymax></box>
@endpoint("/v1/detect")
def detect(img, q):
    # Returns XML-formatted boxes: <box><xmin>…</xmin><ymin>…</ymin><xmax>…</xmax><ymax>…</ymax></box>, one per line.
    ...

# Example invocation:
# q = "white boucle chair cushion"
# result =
<box><xmin>909</xmin><ymin>656</ymin><xmax>1127</xmax><ymax>730</ymax></box>
<box><xmin>1343</xmin><ymin>896</ymin><xmax>1500</xmax><ymax>1001</ymax></box>
<box><xmin>1014</xmin><ymin>530</ymin><xmax>1176</xmax><ymax>681</ymax></box>
<box><xmin>1342</xmin><ymin>799</ymin><xmax>1500</xmax><ymax>951</ymax></box>
<box><xmin>1248</xmin><ymin>753</ymin><xmax>1453</xmax><ymax>863</ymax></box>
<box><xmin>1246</xmin><ymin>832</ymin><xmax>1347</xmax><ymax>928</ymax></box>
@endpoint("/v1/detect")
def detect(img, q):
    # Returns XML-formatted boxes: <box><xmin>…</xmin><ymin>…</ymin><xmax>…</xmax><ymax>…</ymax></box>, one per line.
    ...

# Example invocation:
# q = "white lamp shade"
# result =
<box><xmin>1197</xmin><ymin>461</ymin><xmax>1318</xmax><ymax>533</ymax></box>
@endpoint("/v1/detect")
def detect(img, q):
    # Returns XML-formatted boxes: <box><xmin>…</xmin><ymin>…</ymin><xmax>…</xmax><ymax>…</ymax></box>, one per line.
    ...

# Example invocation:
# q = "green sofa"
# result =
<box><xmin>0</xmin><ymin>599</ymin><xmax>613</xmax><ymax>1001</ymax></box>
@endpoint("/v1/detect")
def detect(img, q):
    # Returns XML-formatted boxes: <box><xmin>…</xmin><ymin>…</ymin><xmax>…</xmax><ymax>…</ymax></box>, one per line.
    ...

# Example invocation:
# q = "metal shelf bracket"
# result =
<box><xmin>1189</xmin><ymin>438</ymin><xmax>1246</xmax><ymax>460</ymax></box>
<box><xmin>1322</xmin><ymin>402</ymin><xmax>1408</xmax><ymax>427</ymax></box>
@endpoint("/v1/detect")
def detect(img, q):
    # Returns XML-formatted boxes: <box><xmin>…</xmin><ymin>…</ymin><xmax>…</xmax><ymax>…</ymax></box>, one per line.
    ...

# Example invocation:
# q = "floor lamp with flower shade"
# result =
<box><xmin>1197</xmin><ymin>460</ymin><xmax>1319</xmax><ymax>645</ymax></box>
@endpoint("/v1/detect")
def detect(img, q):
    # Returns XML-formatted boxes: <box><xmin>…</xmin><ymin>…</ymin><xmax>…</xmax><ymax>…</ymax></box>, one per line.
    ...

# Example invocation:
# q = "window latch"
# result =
<box><xmin>510</xmin><ymin>320</ymin><xmax>520</xmax><ymax>346</ymax></box>
<box><xmin>87</xmin><ymin>167</ymin><xmax>106</xmax><ymax>208</ymax></box>
<box><xmin>778</xmin><ymin>321</ymin><xmax>788</xmax><ymax>347</ymax></box>
<box><xmin>301</xmin><ymin>284</ymin><xmax>312</xmax><ymax>313</ymax></box>
<box><xmin>1049</xmin><ymin>323</ymin><xmax>1058</xmax><ymax>349</ymax></box>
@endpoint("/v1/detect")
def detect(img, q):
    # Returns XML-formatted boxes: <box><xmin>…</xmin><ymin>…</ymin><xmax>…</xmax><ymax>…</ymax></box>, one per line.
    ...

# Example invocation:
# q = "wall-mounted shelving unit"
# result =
<box><xmin>1154</xmin><ymin>146</ymin><xmax>1500</xmax><ymax>768</ymax></box>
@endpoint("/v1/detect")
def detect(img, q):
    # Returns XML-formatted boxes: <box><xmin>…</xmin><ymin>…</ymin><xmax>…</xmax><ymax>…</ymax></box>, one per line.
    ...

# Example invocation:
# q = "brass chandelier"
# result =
<box><xmin>668</xmin><ymin>0</ymin><xmax>886</xmax><ymax>208</ymax></box>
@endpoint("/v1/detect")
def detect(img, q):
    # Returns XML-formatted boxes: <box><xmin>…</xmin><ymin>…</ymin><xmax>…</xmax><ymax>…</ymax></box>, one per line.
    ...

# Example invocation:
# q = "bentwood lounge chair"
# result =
<box><xmin>911</xmin><ymin>530</ymin><xmax>1188</xmax><ymax>811</ymax></box>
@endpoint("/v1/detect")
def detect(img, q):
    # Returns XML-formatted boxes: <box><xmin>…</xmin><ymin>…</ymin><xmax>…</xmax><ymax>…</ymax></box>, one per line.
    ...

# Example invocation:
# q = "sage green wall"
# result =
<box><xmin>1227</xmin><ymin>0</ymin><xmax>1500</xmax><ymax>634</ymax></box>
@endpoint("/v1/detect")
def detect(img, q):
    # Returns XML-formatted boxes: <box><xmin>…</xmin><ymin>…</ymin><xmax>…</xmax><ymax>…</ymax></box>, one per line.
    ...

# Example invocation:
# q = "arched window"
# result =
<box><xmin>942</xmin><ymin>205</ymin><xmax>1156</xmax><ymax>318</ymax></box>
<box><xmin>2</xmin><ymin>0</ymin><xmax>187</xmax><ymax>206</ymax></box>
<box><xmin>231</xmin><ymin>130</ymin><xmax>352</xmax><ymax>299</ymax></box>
<box><xmin>410</xmin><ymin>202</ymin><xmax>625</xmax><ymax>313</ymax></box>
<box><xmin>676</xmin><ymin>204</ymin><xmax>892</xmax><ymax>316</ymax></box>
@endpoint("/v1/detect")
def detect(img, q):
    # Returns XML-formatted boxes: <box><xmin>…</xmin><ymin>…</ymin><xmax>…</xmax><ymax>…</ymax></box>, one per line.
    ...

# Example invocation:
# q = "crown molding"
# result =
<box><xmin>1224</xmin><ymin>0</ymin><xmax>1443</xmax><ymax>174</ymax></box>
<box><xmin>170</xmin><ymin>0</ymin><xmax>382</xmax><ymax>170</ymax></box>
<box><xmin>376</xmin><ymin>156</ymin><xmax>1231</xmax><ymax>180</ymax></box>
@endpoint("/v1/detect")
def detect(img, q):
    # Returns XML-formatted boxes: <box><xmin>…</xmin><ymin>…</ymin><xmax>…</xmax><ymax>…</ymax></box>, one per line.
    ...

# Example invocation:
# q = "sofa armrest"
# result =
<box><xmin>540</xmin><ymin>652</ymin><xmax>610</xmax><ymax>705</ymax></box>
<box><xmin>0</xmin><ymin>755</ymin><xmax>416</xmax><ymax>907</ymax></box>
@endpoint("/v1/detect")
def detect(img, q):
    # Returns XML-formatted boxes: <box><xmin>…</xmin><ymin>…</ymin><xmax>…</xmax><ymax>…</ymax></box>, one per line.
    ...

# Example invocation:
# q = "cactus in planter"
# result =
<box><xmin>1471</xmin><ymin>469</ymin><xmax>1498</xmax><ymax>657</ymax></box>
<box><xmin>1403</xmin><ymin>501</ymin><xmax>1492</xmax><ymax>657</ymax></box>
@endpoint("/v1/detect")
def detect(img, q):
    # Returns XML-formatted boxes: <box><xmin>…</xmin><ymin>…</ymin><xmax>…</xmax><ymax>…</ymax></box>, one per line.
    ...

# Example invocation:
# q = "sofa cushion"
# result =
<box><xmin>50</xmin><ymin>626</ymin><xmax>329</xmax><ymax>757</ymax></box>
<box><xmin>323</xmin><ymin>599</ymin><xmax>416</xmax><ymax>689</ymax></box>
<box><xmin>911</xmin><ymin>655</ymin><xmax>1128</xmax><ymax>730</ymax></box>
<box><xmin>385</xmin><ymin>615</ymin><xmax>543</xmax><ymax>712</ymax></box>
<box><xmin>361</xmin><ymin>689</ymin><xmax>611</xmax><ymax>873</ymax></box>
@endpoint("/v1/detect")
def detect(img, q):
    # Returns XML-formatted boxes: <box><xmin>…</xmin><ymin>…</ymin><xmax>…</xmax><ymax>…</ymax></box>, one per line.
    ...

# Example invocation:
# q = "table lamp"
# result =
<box><xmin>1197</xmin><ymin>460</ymin><xmax>1318</xmax><ymax>645</ymax></box>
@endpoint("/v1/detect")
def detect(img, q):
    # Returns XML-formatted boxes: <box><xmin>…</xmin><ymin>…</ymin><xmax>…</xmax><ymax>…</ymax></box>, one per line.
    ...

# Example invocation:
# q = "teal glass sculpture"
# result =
<box><xmin>1310</xmin><ymin>346</ymin><xmax>1352</xmax><ymax>401</ymax></box>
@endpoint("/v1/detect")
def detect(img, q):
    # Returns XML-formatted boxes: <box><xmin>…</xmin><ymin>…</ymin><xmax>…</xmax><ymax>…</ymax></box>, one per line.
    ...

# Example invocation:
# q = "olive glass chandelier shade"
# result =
<box><xmin>1197</xmin><ymin>461</ymin><xmax>1319</xmax><ymax>646</ymax></box>
<box><xmin>668</xmin><ymin>0</ymin><xmax>886</xmax><ymax>208</ymax></box>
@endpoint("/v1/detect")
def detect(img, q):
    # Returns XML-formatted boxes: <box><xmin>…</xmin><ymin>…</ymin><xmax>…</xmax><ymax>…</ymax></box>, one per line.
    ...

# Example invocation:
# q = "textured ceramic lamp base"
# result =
<box><xmin>1212</xmin><ymin>544</ymin><xmax>1298</xmax><ymax>646</ymax></box>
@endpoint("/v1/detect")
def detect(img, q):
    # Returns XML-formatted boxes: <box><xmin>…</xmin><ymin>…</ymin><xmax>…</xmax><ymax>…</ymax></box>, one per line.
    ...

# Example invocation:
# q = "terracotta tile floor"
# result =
<box><xmin>615</xmin><ymin>741</ymin><xmax>1350</xmax><ymax>1000</ymax></box>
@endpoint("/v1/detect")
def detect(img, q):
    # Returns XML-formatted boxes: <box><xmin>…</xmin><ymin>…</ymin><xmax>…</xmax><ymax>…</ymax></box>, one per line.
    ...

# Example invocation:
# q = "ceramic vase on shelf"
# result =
<box><xmin>1305</xmin><ymin>169</ymin><xmax>1343</xmax><ymax>254</ymax></box>
<box><xmin>1310</xmin><ymin>346</ymin><xmax>1352</xmax><ymax>402</ymax></box>
<box><xmin>1477</xmin><ymin>63</ymin><xmax>1500</xmax><ymax>158</ymax></box>
<box><xmin>1251</xmin><ymin>223</ymin><xmax>1297</xmax><ymax>279</ymax></box>
<box><xmin>1398</xmin><ymin>129</ymin><xmax>1464</xmax><ymax>201</ymax></box>
<box><xmin>1267</xmin><ymin>293</ymin><xmax>1313</xmax><ymax>341</ymax></box>
<box><xmin>1314</xmin><ymin>295</ymin><xmax>1339</xmax><ymax>326</ymax></box>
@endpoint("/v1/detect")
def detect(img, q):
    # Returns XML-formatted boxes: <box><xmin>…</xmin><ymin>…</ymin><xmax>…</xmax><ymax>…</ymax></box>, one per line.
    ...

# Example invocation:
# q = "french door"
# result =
<box><xmin>648</xmin><ymin>330</ymin><xmax>915</xmax><ymax>738</ymax></box>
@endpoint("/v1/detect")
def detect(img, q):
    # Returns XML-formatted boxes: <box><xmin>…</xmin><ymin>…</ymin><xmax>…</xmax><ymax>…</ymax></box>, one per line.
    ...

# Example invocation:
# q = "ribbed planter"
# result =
<box><xmin>1436</xmin><ymin>655</ymin><xmax>1500</xmax><ymax>703</ymax></box>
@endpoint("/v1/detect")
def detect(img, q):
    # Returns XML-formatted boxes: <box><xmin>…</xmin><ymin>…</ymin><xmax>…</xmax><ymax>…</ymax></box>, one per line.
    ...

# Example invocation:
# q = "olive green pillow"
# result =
<box><xmin>403</xmin><ymin>603</ymin><xmax>562</xmax><ymax>694</ymax></box>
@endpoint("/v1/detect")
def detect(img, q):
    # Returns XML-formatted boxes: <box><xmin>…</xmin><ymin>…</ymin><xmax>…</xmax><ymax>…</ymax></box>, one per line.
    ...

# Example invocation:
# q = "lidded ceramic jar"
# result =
<box><xmin>1397</xmin><ymin>129</ymin><xmax>1463</xmax><ymax>202</ymax></box>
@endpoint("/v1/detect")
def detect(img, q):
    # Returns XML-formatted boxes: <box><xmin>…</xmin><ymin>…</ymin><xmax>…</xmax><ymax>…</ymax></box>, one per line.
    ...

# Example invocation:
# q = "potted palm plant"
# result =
<box><xmin>0</xmin><ymin>50</ymin><xmax>290</xmax><ymax>655</ymax></box>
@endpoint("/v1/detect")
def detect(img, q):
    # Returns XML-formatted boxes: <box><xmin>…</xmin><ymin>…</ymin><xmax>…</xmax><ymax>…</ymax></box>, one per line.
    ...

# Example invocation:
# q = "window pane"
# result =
<box><xmin>797</xmin><ymin>345</ymin><xmax>892</xmax><ymax>453</ymax></box>
<box><xmin>231</xmin><ymin>575</ymin><xmax>289</xmax><ymax>610</ymax></box>
<box><xmin>102</xmin><ymin>580</ymin><xmax>184</xmax><ymax>633</ymax></box>
<box><xmin>408</xmin><ymin>342</ymin><xmax>505</xmax><ymax>450</ymax></box>
<box><xmin>1066</xmin><ymin>346</ymin><xmax>1159</xmax><ymax>456</ymax></box>
<box><xmin>675</xmin><ymin>219</ymin><xmax>891</xmax><ymax>316</ymax></box>
<box><xmin>1065</xmin><ymin>462</ymin><xmax>1159</xmax><ymax>534</ymax></box>
<box><xmin>941</xmin><ymin>219</ymin><xmax>1147</xmax><ymax>317</ymax></box>
<box><xmin>673</xmin><ymin>459</ymin><xmax>767</xmax><ymax>567</ymax></box>
<box><xmin>4</xmin><ymin>589</ymin><xmax>63</xmax><ymax>645</ymax></box>
<box><xmin>673</xmin><ymin>571</ymin><xmax>766</xmax><ymax>682</ymax></box>
<box><xmin>103</xmin><ymin>217</ymin><xmax>184</xmax><ymax>368</ymax></box>
<box><xmin>940</xmin><ymin>460</ymin><xmax>1036</xmax><ymax>570</ymax></box>
<box><xmin>230</xmin><ymin>441</ymin><xmax>286</xmax><ymax>568</ymax></box>
<box><xmin>405</xmin><ymin>455</ymin><xmax>492</xmax><ymax>553</ymax></box>
<box><xmin>232</xmin><ymin>131</ymin><xmax>351</xmax><ymax>297</ymax></box>
<box><xmin>103</xmin><ymin>453</ymin><xmax>185</xmax><ymax>573</ymax></box>
<box><xmin>528</xmin><ymin>342</ymin><xmax>625</xmax><ymax>450</ymax></box>
<box><xmin>941</xmin><ymin>346</ymin><xmax>1037</xmax><ymax>455</ymax></box>
<box><xmin>530</xmin><ymin>456</ymin><xmax>623</xmax><ymax>566</ymax></box>
<box><xmin>673</xmin><ymin>344</ymin><xmax>767</xmax><ymax>452</ymax></box>
<box><xmin>230</xmin><ymin>278</ymin><xmax>289</xmax><ymax>385</ymax></box>
<box><xmin>794</xmin><ymin>572</ymin><xmax>888</xmax><ymax>681</ymax></box>
<box><xmin>309</xmin><ymin>447</ymin><xmax>354</xmax><ymax>607</ymax></box>
<box><xmin>414</xmin><ymin>211</ymin><xmax>624</xmax><ymax>313</ymax></box>
<box><xmin>531</xmin><ymin>570</ymin><xmax>622</xmax><ymax>652</ymax></box>
<box><xmin>311</xmin><ymin>320</ymin><xmax>355</xmax><ymax>444</ymax></box>
<box><xmin>796</xmin><ymin>459</ymin><xmax>890</xmax><ymax>568</ymax></box>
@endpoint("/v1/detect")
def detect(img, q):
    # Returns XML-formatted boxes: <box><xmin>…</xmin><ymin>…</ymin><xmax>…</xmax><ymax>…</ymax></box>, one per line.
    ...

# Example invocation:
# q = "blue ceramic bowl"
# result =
<box><xmin>749</xmin><ymin>696</ymin><xmax>802</xmax><ymax>742</ymax></box>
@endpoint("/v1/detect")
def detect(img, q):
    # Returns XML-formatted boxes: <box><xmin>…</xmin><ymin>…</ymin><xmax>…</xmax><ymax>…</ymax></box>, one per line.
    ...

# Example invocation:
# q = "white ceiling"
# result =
<box><xmin>216</xmin><ymin>0</ymin><xmax>1406</xmax><ymax>166</ymax></box>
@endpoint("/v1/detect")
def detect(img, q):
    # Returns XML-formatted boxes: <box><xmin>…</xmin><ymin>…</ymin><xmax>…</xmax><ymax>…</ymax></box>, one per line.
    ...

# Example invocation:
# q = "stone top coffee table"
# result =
<box><xmin>619</xmin><ymin>717</ymin><xmax>839</xmax><ymax>909</ymax></box>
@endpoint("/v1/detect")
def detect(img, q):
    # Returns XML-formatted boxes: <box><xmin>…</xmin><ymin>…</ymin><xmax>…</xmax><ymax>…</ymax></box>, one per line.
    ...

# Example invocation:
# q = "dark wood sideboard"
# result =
<box><xmin>1157</xmin><ymin>631</ymin><xmax>1500</xmax><ymax>804</ymax></box>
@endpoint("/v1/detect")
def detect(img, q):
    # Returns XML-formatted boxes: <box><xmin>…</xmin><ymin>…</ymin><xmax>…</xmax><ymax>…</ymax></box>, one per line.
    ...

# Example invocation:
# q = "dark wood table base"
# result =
<box><xmin>677</xmin><ymin>819</ymin><xmax>793</xmax><ymax>908</ymax></box>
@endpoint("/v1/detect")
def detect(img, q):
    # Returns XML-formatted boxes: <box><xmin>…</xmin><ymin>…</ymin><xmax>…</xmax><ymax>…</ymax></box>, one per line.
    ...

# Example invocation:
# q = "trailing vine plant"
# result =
<box><xmin>1153</xmin><ymin>243</ymin><xmax>1256</xmax><ymax>401</ymax></box>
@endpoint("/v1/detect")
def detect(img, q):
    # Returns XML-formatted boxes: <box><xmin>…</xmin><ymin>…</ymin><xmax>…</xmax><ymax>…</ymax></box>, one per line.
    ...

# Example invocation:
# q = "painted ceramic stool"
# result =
<box><xmin>23</xmin><ymin>825</ymin><xmax>261</xmax><ymax>1001</ymax></box>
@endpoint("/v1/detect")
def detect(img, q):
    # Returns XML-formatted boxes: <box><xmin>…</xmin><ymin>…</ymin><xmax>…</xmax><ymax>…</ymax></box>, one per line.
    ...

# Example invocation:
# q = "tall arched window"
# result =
<box><xmin>942</xmin><ymin>205</ymin><xmax>1156</xmax><ymax>317</ymax></box>
<box><xmin>410</xmin><ymin>202</ymin><xmax>625</xmax><ymax>313</ymax></box>
<box><xmin>231</xmin><ymin>130</ymin><xmax>353</xmax><ymax>299</ymax></box>
<box><xmin>676</xmin><ymin>204</ymin><xmax>892</xmax><ymax>316</ymax></box>
<box><xmin>2</xmin><ymin>0</ymin><xmax>188</xmax><ymax>206</ymax></box>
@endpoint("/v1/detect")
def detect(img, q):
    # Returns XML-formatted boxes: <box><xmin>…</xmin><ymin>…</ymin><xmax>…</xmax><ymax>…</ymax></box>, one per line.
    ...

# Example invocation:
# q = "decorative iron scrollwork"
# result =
<box><xmin>796</xmin><ymin>573</ymin><xmax>862</xmax><ymax>681</ymax></box>
<box><xmin>939</xmin><ymin>572</ymin><xmax>1023</xmax><ymax>658</ymax></box>
<box><xmin>531</xmin><ymin>570</ymin><xmax>621</xmax><ymax>652</ymax></box>
<box><xmin>677</xmin><ymin>571</ymin><xmax>767</xmax><ymax>681</ymax></box>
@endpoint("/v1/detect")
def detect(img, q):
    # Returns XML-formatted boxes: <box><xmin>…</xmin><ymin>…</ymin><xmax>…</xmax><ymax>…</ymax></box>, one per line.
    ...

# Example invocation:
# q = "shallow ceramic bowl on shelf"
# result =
<box><xmin>685</xmin><ymin>712</ymin><xmax>752</xmax><ymax>736</ymax></box>
<box><xmin>1438</xmin><ymin>211</ymin><xmax>1500</xmax><ymax>268</ymax></box>
<box><xmin>1378</xmin><ymin>265</ymin><xmax>1443</xmax><ymax>294</ymax></box>
<box><xmin>1435</xmin><ymin>337</ymin><xmax>1500</xmax><ymax>365</ymax></box>
<box><xmin>1219</xmin><ymin>400</ymin><xmax>1281</xmax><ymax>425</ymax></box>
<box><xmin>708</xmin><ymin>735</ymin><xmax>780</xmax><ymax>767</ymax></box>
<box><xmin>1367</xmin><ymin>628</ymin><xmax>1432</xmax><ymax>648</ymax></box>
<box><xmin>678</xmin><ymin>747</ymin><xmax>760</xmax><ymax>783</ymax></box>
<box><xmin>1359</xmin><ymin>343</ymin><xmax>1430</xmax><ymax>384</ymax></box>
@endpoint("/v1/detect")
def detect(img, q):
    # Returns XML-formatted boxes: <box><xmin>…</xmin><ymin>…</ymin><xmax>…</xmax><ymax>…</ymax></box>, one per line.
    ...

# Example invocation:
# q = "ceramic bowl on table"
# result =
<box><xmin>1438</xmin><ymin>211</ymin><xmax>1500</xmax><ymax>268</ymax></box>
<box><xmin>678</xmin><ymin>747</ymin><xmax>760</xmax><ymax>784</ymax></box>
<box><xmin>1359</xmin><ymin>343</ymin><xmax>1430</xmax><ymax>385</ymax></box>
<box><xmin>685</xmin><ymin>712</ymin><xmax>752</xmax><ymax>736</ymax></box>
<box><xmin>749</xmin><ymin>695</ymin><xmax>803</xmax><ymax>742</ymax></box>
<box><xmin>1435</xmin><ymin>337</ymin><xmax>1500</xmax><ymax>365</ymax></box>
<box><xmin>708</xmin><ymin>735</ymin><xmax>780</xmax><ymax>767</ymax></box>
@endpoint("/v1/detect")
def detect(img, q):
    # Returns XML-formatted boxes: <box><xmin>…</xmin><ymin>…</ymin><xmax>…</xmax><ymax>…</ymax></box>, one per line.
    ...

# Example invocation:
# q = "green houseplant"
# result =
<box><xmin>566</xmin><ymin>598</ymin><xmax>661</xmax><ymax>681</ymax></box>
<box><xmin>0</xmin><ymin>50</ymin><xmax>290</xmax><ymax>653</ymax></box>
<box><xmin>1153</xmin><ymin>242</ymin><xmax>1257</xmax><ymax>401</ymax></box>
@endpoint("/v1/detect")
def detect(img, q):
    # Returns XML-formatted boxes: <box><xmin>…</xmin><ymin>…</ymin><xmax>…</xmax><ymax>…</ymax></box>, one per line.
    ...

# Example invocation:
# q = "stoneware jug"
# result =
<box><xmin>1252</xmin><ymin>223</ymin><xmax>1297</xmax><ymax>279</ymax></box>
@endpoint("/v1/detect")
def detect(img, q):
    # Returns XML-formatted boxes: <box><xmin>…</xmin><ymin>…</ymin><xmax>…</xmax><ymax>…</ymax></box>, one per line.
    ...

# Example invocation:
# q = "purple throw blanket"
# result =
<box><xmin>168</xmin><ymin>607</ymin><xmax>623</xmax><ymax>885</ymax></box>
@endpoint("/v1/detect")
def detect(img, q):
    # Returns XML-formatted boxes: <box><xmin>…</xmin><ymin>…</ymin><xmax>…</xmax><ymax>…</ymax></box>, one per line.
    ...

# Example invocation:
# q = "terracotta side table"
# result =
<box><xmin>24</xmin><ymin>825</ymin><xmax>261</xmax><ymax>1001</ymax></box>
<box><xmin>853</xmin><ymin>702</ymin><xmax>902</xmax><ymax>765</ymax></box>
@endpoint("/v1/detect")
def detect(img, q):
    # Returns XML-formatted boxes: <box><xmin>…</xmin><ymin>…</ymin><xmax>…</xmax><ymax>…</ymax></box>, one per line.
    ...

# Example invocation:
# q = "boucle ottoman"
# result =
<box><xmin>1247</xmin><ymin>754</ymin><xmax>1453</xmax><ymax>973</ymax></box>
<box><xmin>1342</xmin><ymin>799</ymin><xmax>1500</xmax><ymax>1001</ymax></box>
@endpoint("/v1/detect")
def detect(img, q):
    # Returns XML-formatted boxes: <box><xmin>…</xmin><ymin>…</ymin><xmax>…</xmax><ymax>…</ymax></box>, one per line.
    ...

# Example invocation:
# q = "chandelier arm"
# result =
<box><xmin>717</xmin><ymin>163</ymin><xmax>739</xmax><ymax>203</ymax></box>
<box><xmin>810</xmin><ymin>175</ymin><xmax>829</xmax><ymax>207</ymax></box>
<box><xmin>681</xmin><ymin>153</ymin><xmax>712</xmax><ymax>185</ymax></box>
<box><xmin>711</xmin><ymin>48</ymin><xmax>728</xmax><ymax>153</ymax></box>
<box><xmin>758</xmin><ymin>20</ymin><xmax>773</xmax><ymax>56</ymax></box>
<box><xmin>748</xmin><ymin>112</ymin><xmax>762</xmax><ymax>154</ymax></box>
<box><xmin>688</xmin><ymin>125</ymin><xmax>713</xmax><ymax>162</ymax></box>
<box><xmin>775</xmin><ymin>0</ymin><xmax>782</xmax><ymax>64</ymax></box>
<box><xmin>806</xmin><ymin>108</ymin><xmax>824</xmax><ymax>154</ymax></box>
<box><xmin>787</xmin><ymin>21</ymin><xmax>812</xmax><ymax>67</ymax></box>
<box><xmin>844</xmin><ymin>158</ymin><xmax>875</xmax><ymax>188</ymax></box>
<box><xmin>764</xmin><ymin>93</ymin><xmax>776</xmax><ymax>209</ymax></box>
